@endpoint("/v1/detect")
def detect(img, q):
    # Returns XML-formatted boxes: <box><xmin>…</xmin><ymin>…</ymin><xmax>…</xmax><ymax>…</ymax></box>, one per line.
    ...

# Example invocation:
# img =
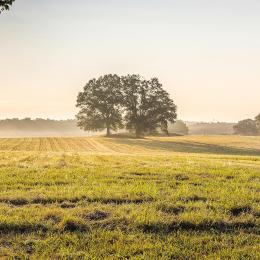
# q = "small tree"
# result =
<box><xmin>0</xmin><ymin>0</ymin><xmax>15</xmax><ymax>13</ymax></box>
<box><xmin>233</xmin><ymin>119</ymin><xmax>258</xmax><ymax>136</ymax></box>
<box><xmin>76</xmin><ymin>74</ymin><xmax>123</xmax><ymax>136</ymax></box>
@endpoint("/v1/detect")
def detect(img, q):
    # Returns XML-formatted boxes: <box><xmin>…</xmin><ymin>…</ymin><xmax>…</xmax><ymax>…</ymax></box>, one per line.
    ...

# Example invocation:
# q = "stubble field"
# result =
<box><xmin>0</xmin><ymin>135</ymin><xmax>259</xmax><ymax>258</ymax></box>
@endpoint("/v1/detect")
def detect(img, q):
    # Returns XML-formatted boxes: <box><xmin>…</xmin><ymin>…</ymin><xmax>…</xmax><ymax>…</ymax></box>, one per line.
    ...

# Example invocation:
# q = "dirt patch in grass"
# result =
<box><xmin>0</xmin><ymin>198</ymin><xmax>29</xmax><ymax>206</ymax></box>
<box><xmin>60</xmin><ymin>202</ymin><xmax>76</xmax><ymax>209</ymax></box>
<box><xmin>226</xmin><ymin>176</ymin><xmax>235</xmax><ymax>180</ymax></box>
<box><xmin>0</xmin><ymin>223</ymin><xmax>48</xmax><ymax>234</ymax></box>
<box><xmin>94</xmin><ymin>217</ymin><xmax>130</xmax><ymax>231</ymax></box>
<box><xmin>32</xmin><ymin>197</ymin><xmax>79</xmax><ymax>205</ymax></box>
<box><xmin>33</xmin><ymin>181</ymin><xmax>70</xmax><ymax>186</ymax></box>
<box><xmin>229</xmin><ymin>206</ymin><xmax>252</xmax><ymax>216</ymax></box>
<box><xmin>128</xmin><ymin>172</ymin><xmax>159</xmax><ymax>176</ymax></box>
<box><xmin>0</xmin><ymin>197</ymin><xmax>77</xmax><ymax>207</ymax></box>
<box><xmin>62</xmin><ymin>217</ymin><xmax>129</xmax><ymax>233</ymax></box>
<box><xmin>85</xmin><ymin>210</ymin><xmax>110</xmax><ymax>221</ymax></box>
<box><xmin>157</xmin><ymin>204</ymin><xmax>185</xmax><ymax>215</ymax></box>
<box><xmin>128</xmin><ymin>172</ymin><xmax>148</xmax><ymax>176</ymax></box>
<box><xmin>43</xmin><ymin>212</ymin><xmax>62</xmax><ymax>223</ymax></box>
<box><xmin>0</xmin><ymin>196</ymin><xmax>152</xmax><ymax>207</ymax></box>
<box><xmin>180</xmin><ymin>195</ymin><xmax>207</xmax><ymax>203</ymax></box>
<box><xmin>189</xmin><ymin>182</ymin><xmax>203</xmax><ymax>187</ymax></box>
<box><xmin>92</xmin><ymin>197</ymin><xmax>153</xmax><ymax>205</ymax></box>
<box><xmin>62</xmin><ymin>219</ymin><xmax>87</xmax><ymax>232</ymax></box>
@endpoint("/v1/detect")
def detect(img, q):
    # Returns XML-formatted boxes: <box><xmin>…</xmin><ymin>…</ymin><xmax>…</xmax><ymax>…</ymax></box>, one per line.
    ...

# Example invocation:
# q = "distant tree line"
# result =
<box><xmin>234</xmin><ymin>114</ymin><xmax>260</xmax><ymax>136</ymax></box>
<box><xmin>0</xmin><ymin>0</ymin><xmax>15</xmax><ymax>13</ymax></box>
<box><xmin>168</xmin><ymin>120</ymin><xmax>189</xmax><ymax>135</ymax></box>
<box><xmin>0</xmin><ymin>118</ymin><xmax>84</xmax><ymax>136</ymax></box>
<box><xmin>0</xmin><ymin>118</ymin><xmax>75</xmax><ymax>129</ymax></box>
<box><xmin>188</xmin><ymin>122</ymin><xmax>235</xmax><ymax>135</ymax></box>
<box><xmin>76</xmin><ymin>74</ymin><xmax>177</xmax><ymax>137</ymax></box>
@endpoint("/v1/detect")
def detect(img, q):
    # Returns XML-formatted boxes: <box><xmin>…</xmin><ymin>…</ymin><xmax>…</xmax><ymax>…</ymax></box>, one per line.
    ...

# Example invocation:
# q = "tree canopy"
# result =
<box><xmin>121</xmin><ymin>75</ymin><xmax>177</xmax><ymax>136</ymax></box>
<box><xmin>0</xmin><ymin>0</ymin><xmax>15</xmax><ymax>13</ymax></box>
<box><xmin>76</xmin><ymin>74</ymin><xmax>123</xmax><ymax>136</ymax></box>
<box><xmin>234</xmin><ymin>113</ymin><xmax>260</xmax><ymax>136</ymax></box>
<box><xmin>76</xmin><ymin>74</ymin><xmax>177</xmax><ymax>137</ymax></box>
<box><xmin>233</xmin><ymin>119</ymin><xmax>258</xmax><ymax>136</ymax></box>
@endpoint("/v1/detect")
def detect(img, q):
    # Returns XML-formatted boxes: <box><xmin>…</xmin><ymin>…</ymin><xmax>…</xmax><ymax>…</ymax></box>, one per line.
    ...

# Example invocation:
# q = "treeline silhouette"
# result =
<box><xmin>233</xmin><ymin>114</ymin><xmax>260</xmax><ymax>136</ymax></box>
<box><xmin>188</xmin><ymin>122</ymin><xmax>235</xmax><ymax>135</ymax></box>
<box><xmin>0</xmin><ymin>118</ymin><xmax>87</xmax><ymax>137</ymax></box>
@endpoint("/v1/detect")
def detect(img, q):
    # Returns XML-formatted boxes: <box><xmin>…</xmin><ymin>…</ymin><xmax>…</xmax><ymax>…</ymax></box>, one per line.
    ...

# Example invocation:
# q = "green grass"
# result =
<box><xmin>0</xmin><ymin>136</ymin><xmax>259</xmax><ymax>258</ymax></box>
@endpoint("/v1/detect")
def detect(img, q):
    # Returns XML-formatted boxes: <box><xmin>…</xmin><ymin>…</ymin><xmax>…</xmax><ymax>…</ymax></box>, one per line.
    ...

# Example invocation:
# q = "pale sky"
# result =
<box><xmin>0</xmin><ymin>0</ymin><xmax>259</xmax><ymax>122</ymax></box>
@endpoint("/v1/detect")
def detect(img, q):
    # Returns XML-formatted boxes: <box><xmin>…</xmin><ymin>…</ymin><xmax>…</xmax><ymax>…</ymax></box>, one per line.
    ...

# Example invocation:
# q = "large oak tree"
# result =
<box><xmin>121</xmin><ymin>75</ymin><xmax>177</xmax><ymax>137</ymax></box>
<box><xmin>76</xmin><ymin>74</ymin><xmax>123</xmax><ymax>136</ymax></box>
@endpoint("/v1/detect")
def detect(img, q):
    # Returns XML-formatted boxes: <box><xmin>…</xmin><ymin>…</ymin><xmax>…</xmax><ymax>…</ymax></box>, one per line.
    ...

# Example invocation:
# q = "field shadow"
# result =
<box><xmin>107</xmin><ymin>133</ymin><xmax>182</xmax><ymax>139</ymax></box>
<box><xmin>138</xmin><ymin>220</ymin><xmax>258</xmax><ymax>234</ymax></box>
<box><xmin>109</xmin><ymin>138</ymin><xmax>260</xmax><ymax>156</ymax></box>
<box><xmin>0</xmin><ymin>196</ymin><xmax>153</xmax><ymax>207</ymax></box>
<box><xmin>1</xmin><ymin>220</ymin><xmax>256</xmax><ymax>235</ymax></box>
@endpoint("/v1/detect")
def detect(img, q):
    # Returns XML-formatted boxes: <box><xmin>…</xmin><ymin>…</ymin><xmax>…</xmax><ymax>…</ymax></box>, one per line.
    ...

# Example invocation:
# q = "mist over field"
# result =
<box><xmin>0</xmin><ymin>1</ymin><xmax>259</xmax><ymax>259</ymax></box>
<box><xmin>0</xmin><ymin>119</ymin><xmax>89</xmax><ymax>137</ymax></box>
<box><xmin>0</xmin><ymin>118</ymin><xmax>236</xmax><ymax>137</ymax></box>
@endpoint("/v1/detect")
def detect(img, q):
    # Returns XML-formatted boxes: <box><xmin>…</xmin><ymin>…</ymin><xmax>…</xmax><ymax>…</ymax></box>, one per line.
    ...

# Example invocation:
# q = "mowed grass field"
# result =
<box><xmin>0</xmin><ymin>135</ymin><xmax>259</xmax><ymax>258</ymax></box>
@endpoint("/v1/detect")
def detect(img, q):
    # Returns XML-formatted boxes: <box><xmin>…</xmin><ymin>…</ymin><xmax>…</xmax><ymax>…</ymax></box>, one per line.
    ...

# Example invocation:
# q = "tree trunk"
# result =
<box><xmin>135</xmin><ymin>127</ymin><xmax>141</xmax><ymax>138</ymax></box>
<box><xmin>106</xmin><ymin>126</ymin><xmax>111</xmax><ymax>137</ymax></box>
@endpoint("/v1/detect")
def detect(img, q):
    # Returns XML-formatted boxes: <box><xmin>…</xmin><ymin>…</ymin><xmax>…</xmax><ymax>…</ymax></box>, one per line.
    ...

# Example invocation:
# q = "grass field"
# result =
<box><xmin>0</xmin><ymin>135</ymin><xmax>259</xmax><ymax>258</ymax></box>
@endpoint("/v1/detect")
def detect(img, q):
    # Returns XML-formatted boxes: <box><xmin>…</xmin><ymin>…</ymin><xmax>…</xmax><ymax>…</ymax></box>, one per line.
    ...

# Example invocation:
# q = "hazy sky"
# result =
<box><xmin>0</xmin><ymin>0</ymin><xmax>259</xmax><ymax>122</ymax></box>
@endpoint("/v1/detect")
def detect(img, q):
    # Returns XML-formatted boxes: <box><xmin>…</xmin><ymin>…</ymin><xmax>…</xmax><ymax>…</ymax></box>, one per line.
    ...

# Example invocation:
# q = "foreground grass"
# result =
<box><xmin>0</xmin><ymin>136</ymin><xmax>259</xmax><ymax>258</ymax></box>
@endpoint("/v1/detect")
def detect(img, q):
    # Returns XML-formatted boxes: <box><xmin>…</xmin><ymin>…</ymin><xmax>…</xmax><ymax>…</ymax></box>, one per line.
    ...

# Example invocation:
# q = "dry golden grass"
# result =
<box><xmin>0</xmin><ymin>135</ymin><xmax>259</xmax><ymax>155</ymax></box>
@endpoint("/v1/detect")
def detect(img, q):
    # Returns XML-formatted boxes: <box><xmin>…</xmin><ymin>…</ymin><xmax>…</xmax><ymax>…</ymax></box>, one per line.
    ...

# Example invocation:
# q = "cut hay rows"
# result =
<box><xmin>0</xmin><ymin>137</ymin><xmax>147</xmax><ymax>153</ymax></box>
<box><xmin>0</xmin><ymin>136</ymin><xmax>259</xmax><ymax>156</ymax></box>
<box><xmin>0</xmin><ymin>135</ymin><xmax>259</xmax><ymax>258</ymax></box>
<box><xmin>0</xmin><ymin>137</ymin><xmax>117</xmax><ymax>153</ymax></box>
